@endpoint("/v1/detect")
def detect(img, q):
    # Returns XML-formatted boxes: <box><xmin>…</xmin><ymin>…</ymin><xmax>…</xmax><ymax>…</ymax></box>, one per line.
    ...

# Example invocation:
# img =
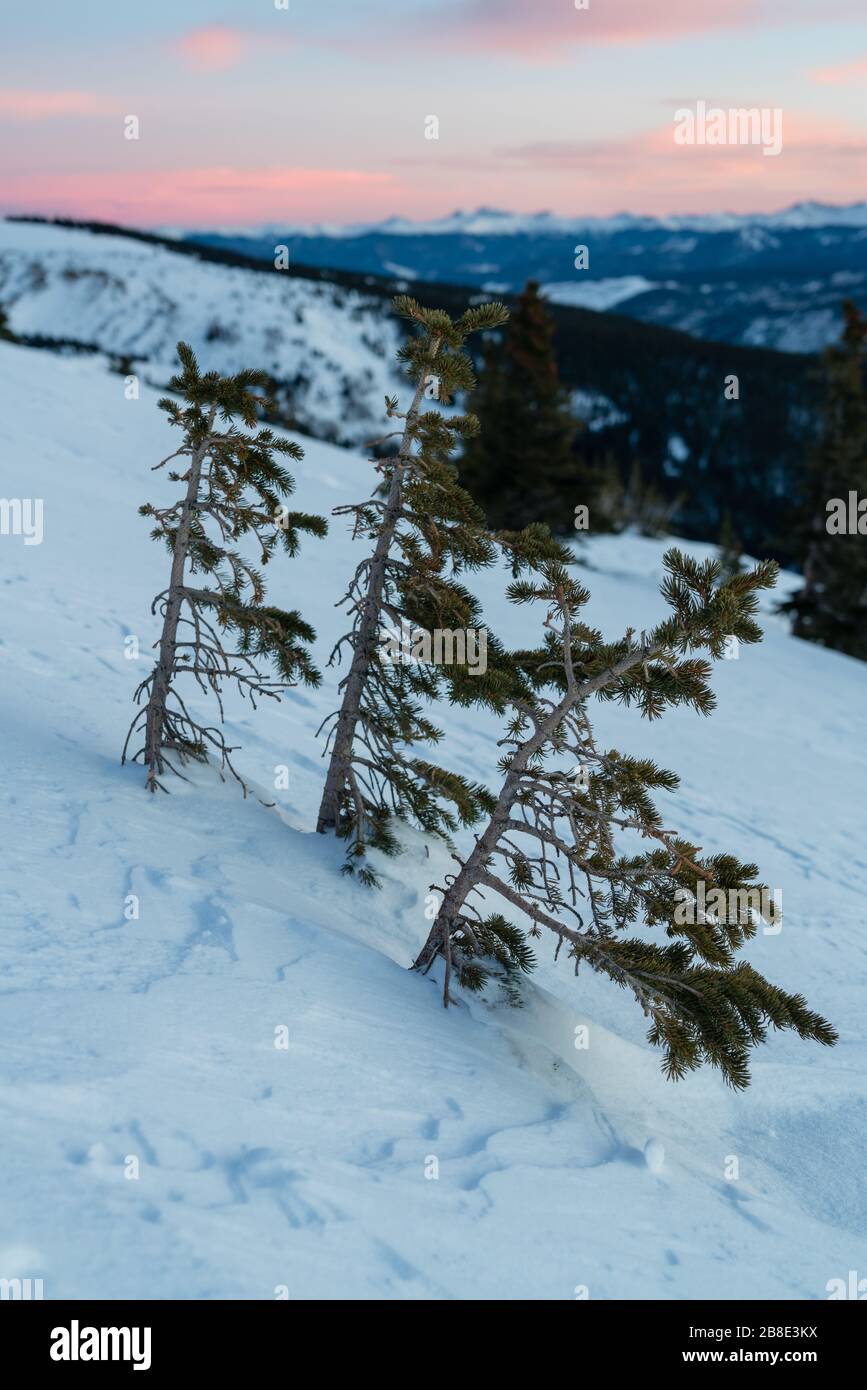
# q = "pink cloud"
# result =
<box><xmin>810</xmin><ymin>56</ymin><xmax>867</xmax><ymax>84</ymax></box>
<box><xmin>404</xmin><ymin>0</ymin><xmax>756</xmax><ymax>60</ymax></box>
<box><xmin>0</xmin><ymin>90</ymin><xmax>109</xmax><ymax>120</ymax></box>
<box><xmin>170</xmin><ymin>26</ymin><xmax>249</xmax><ymax>73</ymax></box>
<box><xmin>388</xmin><ymin>110</ymin><xmax>865</xmax><ymax>217</ymax></box>
<box><xmin>393</xmin><ymin>0</ymin><xmax>867</xmax><ymax>62</ymax></box>
<box><xmin>0</xmin><ymin>166</ymin><xmax>397</xmax><ymax>228</ymax></box>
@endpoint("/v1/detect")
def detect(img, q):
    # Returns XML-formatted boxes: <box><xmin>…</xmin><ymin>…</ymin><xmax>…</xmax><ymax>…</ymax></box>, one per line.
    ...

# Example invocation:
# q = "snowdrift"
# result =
<box><xmin>0</xmin><ymin>341</ymin><xmax>865</xmax><ymax>1299</ymax></box>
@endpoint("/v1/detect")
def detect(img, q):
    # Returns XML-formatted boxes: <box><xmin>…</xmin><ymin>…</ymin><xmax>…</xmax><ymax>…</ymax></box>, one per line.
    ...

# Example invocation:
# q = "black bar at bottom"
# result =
<box><xmin>1</xmin><ymin>1297</ymin><xmax>862</xmax><ymax>1374</ymax></box>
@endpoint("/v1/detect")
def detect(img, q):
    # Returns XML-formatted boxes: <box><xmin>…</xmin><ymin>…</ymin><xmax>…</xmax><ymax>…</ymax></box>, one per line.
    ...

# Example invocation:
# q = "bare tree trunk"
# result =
<box><xmin>412</xmin><ymin>791</ymin><xmax>512</xmax><ymax>973</ymax></box>
<box><xmin>316</xmin><ymin>353</ymin><xmax>438</xmax><ymax>833</ymax></box>
<box><xmin>413</xmin><ymin>693</ymin><xmax>563</xmax><ymax>975</ymax></box>
<box><xmin>143</xmin><ymin>413</ymin><xmax>214</xmax><ymax>790</ymax></box>
<box><xmin>412</xmin><ymin>639</ymin><xmax>660</xmax><ymax>982</ymax></box>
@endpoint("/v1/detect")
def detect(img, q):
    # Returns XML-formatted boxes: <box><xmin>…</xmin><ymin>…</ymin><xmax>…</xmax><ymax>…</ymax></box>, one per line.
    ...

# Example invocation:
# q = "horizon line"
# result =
<box><xmin>4</xmin><ymin>195</ymin><xmax>867</xmax><ymax>237</ymax></box>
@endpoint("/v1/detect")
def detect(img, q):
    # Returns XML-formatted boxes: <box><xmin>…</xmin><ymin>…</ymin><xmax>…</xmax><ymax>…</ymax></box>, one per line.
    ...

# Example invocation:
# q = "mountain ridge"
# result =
<box><xmin>162</xmin><ymin>200</ymin><xmax>867</xmax><ymax>239</ymax></box>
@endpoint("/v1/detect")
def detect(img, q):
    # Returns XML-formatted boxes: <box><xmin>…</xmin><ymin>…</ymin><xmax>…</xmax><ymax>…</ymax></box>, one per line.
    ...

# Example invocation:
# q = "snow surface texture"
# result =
<box><xmin>1</xmin><ymin>341</ymin><xmax>865</xmax><ymax>1301</ymax></box>
<box><xmin>0</xmin><ymin>220</ymin><xmax>404</xmax><ymax>447</ymax></box>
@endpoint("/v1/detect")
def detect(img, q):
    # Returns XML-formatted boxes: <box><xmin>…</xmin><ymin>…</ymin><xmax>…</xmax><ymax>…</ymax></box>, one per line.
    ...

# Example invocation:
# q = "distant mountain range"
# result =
<box><xmin>0</xmin><ymin>216</ymin><xmax>822</xmax><ymax>564</ymax></box>
<box><xmin>177</xmin><ymin>202</ymin><xmax>867</xmax><ymax>355</ymax></box>
<box><xmin>168</xmin><ymin>201</ymin><xmax>867</xmax><ymax>239</ymax></box>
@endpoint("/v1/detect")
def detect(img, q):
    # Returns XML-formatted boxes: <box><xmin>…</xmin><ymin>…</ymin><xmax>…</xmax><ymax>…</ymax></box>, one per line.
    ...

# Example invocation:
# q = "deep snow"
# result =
<box><xmin>1</xmin><ymin>340</ymin><xmax>865</xmax><ymax>1300</ymax></box>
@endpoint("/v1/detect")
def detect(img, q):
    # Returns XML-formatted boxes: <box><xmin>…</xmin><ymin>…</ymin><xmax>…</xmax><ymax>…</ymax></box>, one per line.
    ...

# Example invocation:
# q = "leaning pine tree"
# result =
<box><xmin>123</xmin><ymin>342</ymin><xmax>326</xmax><ymax>794</ymax></box>
<box><xmin>316</xmin><ymin>296</ymin><xmax>569</xmax><ymax>883</ymax></box>
<box><xmin>413</xmin><ymin>551</ymin><xmax>836</xmax><ymax>1088</ymax></box>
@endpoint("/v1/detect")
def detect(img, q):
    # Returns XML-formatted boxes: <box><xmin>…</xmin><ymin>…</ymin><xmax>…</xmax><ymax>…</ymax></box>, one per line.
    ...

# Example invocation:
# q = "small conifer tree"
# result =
<box><xmin>316</xmin><ymin>296</ymin><xmax>569</xmax><ymax>883</ymax></box>
<box><xmin>123</xmin><ymin>342</ymin><xmax>326</xmax><ymax>793</ymax></box>
<box><xmin>413</xmin><ymin>551</ymin><xmax>836</xmax><ymax>1088</ymax></box>
<box><xmin>595</xmin><ymin>457</ymin><xmax>686</xmax><ymax>538</ymax></box>
<box><xmin>717</xmin><ymin>510</ymin><xmax>745</xmax><ymax>581</ymax></box>
<box><xmin>459</xmin><ymin>280</ymin><xmax>583</xmax><ymax>532</ymax></box>
<box><xmin>784</xmin><ymin>301</ymin><xmax>867</xmax><ymax>660</ymax></box>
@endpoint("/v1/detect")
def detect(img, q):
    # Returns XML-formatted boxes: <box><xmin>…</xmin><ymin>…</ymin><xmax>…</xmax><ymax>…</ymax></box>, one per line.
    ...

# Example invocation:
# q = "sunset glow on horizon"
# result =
<box><xmin>1</xmin><ymin>0</ymin><xmax>865</xmax><ymax>230</ymax></box>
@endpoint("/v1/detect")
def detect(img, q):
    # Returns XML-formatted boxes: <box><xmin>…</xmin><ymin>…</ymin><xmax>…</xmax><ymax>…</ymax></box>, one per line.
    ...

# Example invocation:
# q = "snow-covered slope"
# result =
<box><xmin>542</xmin><ymin>276</ymin><xmax>661</xmax><ymax>312</ymax></box>
<box><xmin>0</xmin><ymin>220</ymin><xmax>403</xmax><ymax>446</ymax></box>
<box><xmin>1</xmin><ymin>340</ymin><xmax>865</xmax><ymax>1300</ymax></box>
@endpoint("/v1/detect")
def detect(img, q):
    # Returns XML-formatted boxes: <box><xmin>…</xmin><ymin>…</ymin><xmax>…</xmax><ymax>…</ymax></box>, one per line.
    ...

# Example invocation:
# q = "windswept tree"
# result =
<box><xmin>785</xmin><ymin>300</ymin><xmax>867</xmax><ymax>660</ymax></box>
<box><xmin>413</xmin><ymin>551</ymin><xmax>836</xmax><ymax>1089</ymax></box>
<box><xmin>316</xmin><ymin>296</ymin><xmax>569</xmax><ymax>883</ymax></box>
<box><xmin>123</xmin><ymin>342</ymin><xmax>326</xmax><ymax>794</ymax></box>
